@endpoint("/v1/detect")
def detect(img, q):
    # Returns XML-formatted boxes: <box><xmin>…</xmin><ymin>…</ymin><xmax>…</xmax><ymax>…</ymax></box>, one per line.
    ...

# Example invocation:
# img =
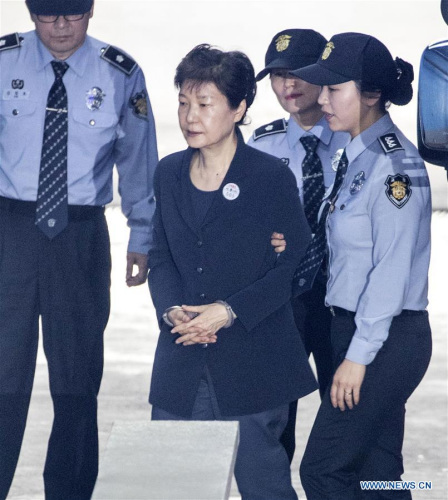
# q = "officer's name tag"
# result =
<box><xmin>3</xmin><ymin>89</ymin><xmax>30</xmax><ymax>100</ymax></box>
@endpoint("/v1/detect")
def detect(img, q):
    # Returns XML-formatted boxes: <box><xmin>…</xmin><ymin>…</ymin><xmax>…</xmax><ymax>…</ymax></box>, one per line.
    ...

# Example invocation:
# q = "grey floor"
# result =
<box><xmin>7</xmin><ymin>208</ymin><xmax>448</xmax><ymax>500</ymax></box>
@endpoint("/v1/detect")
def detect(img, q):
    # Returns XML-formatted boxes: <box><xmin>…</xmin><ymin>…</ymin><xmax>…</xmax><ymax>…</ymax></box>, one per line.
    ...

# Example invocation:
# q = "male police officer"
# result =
<box><xmin>0</xmin><ymin>1</ymin><xmax>158</xmax><ymax>498</ymax></box>
<box><xmin>248</xmin><ymin>29</ymin><xmax>349</xmax><ymax>463</ymax></box>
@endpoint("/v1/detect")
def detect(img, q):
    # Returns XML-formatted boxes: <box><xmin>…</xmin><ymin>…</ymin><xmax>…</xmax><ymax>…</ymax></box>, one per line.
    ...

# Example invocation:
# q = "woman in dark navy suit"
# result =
<box><xmin>148</xmin><ymin>44</ymin><xmax>317</xmax><ymax>500</ymax></box>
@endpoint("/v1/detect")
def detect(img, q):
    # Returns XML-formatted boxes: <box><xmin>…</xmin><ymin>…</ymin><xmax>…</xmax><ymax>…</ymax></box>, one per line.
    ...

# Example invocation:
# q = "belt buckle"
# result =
<box><xmin>329</xmin><ymin>305</ymin><xmax>336</xmax><ymax>317</ymax></box>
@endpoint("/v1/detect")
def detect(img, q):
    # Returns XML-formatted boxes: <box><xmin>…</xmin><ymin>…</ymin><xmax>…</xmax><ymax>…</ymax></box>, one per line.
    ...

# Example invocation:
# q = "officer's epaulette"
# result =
<box><xmin>378</xmin><ymin>133</ymin><xmax>404</xmax><ymax>154</ymax></box>
<box><xmin>100</xmin><ymin>45</ymin><xmax>137</xmax><ymax>76</ymax></box>
<box><xmin>253</xmin><ymin>119</ymin><xmax>288</xmax><ymax>141</ymax></box>
<box><xmin>0</xmin><ymin>33</ymin><xmax>22</xmax><ymax>52</ymax></box>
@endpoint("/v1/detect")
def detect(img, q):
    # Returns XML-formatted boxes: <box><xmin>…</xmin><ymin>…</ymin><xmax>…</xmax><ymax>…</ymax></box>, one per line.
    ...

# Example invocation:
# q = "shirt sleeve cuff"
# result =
<box><xmin>345</xmin><ymin>336</ymin><xmax>379</xmax><ymax>365</ymax></box>
<box><xmin>128</xmin><ymin>228</ymin><xmax>152</xmax><ymax>255</ymax></box>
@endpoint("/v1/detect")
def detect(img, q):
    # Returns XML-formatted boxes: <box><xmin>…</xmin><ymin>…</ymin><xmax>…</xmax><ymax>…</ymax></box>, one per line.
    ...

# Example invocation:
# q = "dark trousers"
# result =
<box><xmin>300</xmin><ymin>311</ymin><xmax>432</xmax><ymax>500</ymax></box>
<box><xmin>152</xmin><ymin>368</ymin><xmax>298</xmax><ymax>500</ymax></box>
<box><xmin>0</xmin><ymin>198</ymin><xmax>111</xmax><ymax>500</ymax></box>
<box><xmin>281</xmin><ymin>278</ymin><xmax>333</xmax><ymax>463</ymax></box>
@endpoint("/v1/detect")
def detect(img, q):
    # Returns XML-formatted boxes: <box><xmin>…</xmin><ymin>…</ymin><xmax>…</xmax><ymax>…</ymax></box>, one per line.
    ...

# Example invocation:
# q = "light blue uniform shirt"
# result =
<box><xmin>325</xmin><ymin>114</ymin><xmax>431</xmax><ymax>365</ymax></box>
<box><xmin>0</xmin><ymin>31</ymin><xmax>158</xmax><ymax>254</ymax></box>
<box><xmin>247</xmin><ymin>116</ymin><xmax>349</xmax><ymax>203</ymax></box>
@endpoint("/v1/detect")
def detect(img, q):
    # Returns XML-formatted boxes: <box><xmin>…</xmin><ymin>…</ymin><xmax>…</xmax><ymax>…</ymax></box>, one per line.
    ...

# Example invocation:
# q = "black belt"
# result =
<box><xmin>0</xmin><ymin>196</ymin><xmax>104</xmax><ymax>221</ymax></box>
<box><xmin>329</xmin><ymin>306</ymin><xmax>425</xmax><ymax>317</ymax></box>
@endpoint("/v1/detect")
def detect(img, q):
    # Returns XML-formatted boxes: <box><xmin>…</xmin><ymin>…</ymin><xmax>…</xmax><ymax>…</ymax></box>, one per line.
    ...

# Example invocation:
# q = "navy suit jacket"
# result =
<box><xmin>148</xmin><ymin>129</ymin><xmax>317</xmax><ymax>417</ymax></box>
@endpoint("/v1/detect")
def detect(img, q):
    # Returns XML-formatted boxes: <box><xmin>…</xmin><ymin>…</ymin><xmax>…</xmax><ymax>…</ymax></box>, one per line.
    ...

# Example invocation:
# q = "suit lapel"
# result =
<box><xmin>172</xmin><ymin>148</ymin><xmax>200</xmax><ymax>236</ymax></box>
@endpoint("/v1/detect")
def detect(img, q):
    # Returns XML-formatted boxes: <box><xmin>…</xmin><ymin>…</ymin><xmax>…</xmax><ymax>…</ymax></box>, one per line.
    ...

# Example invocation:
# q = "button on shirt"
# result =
<box><xmin>0</xmin><ymin>31</ymin><xmax>158</xmax><ymax>253</ymax></box>
<box><xmin>247</xmin><ymin>116</ymin><xmax>349</xmax><ymax>204</ymax></box>
<box><xmin>325</xmin><ymin>114</ymin><xmax>431</xmax><ymax>365</ymax></box>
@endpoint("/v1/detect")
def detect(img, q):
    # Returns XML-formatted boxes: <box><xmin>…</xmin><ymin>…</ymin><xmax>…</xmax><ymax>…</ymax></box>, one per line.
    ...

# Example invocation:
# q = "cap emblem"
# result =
<box><xmin>321</xmin><ymin>42</ymin><xmax>335</xmax><ymax>60</ymax></box>
<box><xmin>275</xmin><ymin>35</ymin><xmax>292</xmax><ymax>52</ymax></box>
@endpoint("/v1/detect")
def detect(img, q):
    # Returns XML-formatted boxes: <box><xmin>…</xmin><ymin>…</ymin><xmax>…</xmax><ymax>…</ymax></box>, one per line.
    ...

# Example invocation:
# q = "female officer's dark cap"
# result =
<box><xmin>291</xmin><ymin>32</ymin><xmax>398</xmax><ymax>91</ymax></box>
<box><xmin>26</xmin><ymin>0</ymin><xmax>93</xmax><ymax>15</ymax></box>
<box><xmin>256</xmin><ymin>29</ymin><xmax>327</xmax><ymax>81</ymax></box>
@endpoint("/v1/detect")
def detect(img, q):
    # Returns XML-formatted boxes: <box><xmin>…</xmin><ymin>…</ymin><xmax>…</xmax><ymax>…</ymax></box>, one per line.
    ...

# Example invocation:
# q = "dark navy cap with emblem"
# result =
<box><xmin>26</xmin><ymin>0</ymin><xmax>93</xmax><ymax>15</ymax></box>
<box><xmin>291</xmin><ymin>32</ymin><xmax>398</xmax><ymax>92</ymax></box>
<box><xmin>256</xmin><ymin>29</ymin><xmax>327</xmax><ymax>81</ymax></box>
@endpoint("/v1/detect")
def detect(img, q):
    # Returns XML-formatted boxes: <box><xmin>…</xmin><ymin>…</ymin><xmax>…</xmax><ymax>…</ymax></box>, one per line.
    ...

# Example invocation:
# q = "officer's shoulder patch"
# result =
<box><xmin>378</xmin><ymin>133</ymin><xmax>404</xmax><ymax>154</ymax></box>
<box><xmin>129</xmin><ymin>90</ymin><xmax>148</xmax><ymax>120</ymax></box>
<box><xmin>0</xmin><ymin>33</ymin><xmax>21</xmax><ymax>52</ymax></box>
<box><xmin>253</xmin><ymin>119</ymin><xmax>287</xmax><ymax>141</ymax></box>
<box><xmin>100</xmin><ymin>45</ymin><xmax>137</xmax><ymax>75</ymax></box>
<box><xmin>384</xmin><ymin>173</ymin><xmax>412</xmax><ymax>208</ymax></box>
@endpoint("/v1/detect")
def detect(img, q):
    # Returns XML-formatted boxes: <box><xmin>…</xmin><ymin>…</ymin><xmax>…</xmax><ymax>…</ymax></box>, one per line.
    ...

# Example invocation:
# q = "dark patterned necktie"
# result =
<box><xmin>300</xmin><ymin>135</ymin><xmax>324</xmax><ymax>233</ymax></box>
<box><xmin>35</xmin><ymin>61</ymin><xmax>69</xmax><ymax>239</ymax></box>
<box><xmin>292</xmin><ymin>150</ymin><xmax>348</xmax><ymax>296</ymax></box>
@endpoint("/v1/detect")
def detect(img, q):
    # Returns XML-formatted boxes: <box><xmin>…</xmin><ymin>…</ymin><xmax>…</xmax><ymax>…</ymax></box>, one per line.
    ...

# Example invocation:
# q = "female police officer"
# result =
<box><xmin>248</xmin><ymin>28</ymin><xmax>349</xmax><ymax>464</ymax></box>
<box><xmin>290</xmin><ymin>33</ymin><xmax>432</xmax><ymax>499</ymax></box>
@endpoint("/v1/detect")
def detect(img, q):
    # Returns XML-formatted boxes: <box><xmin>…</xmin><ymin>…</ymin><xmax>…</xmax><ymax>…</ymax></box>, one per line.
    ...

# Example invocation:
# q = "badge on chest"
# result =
<box><xmin>86</xmin><ymin>87</ymin><xmax>106</xmax><ymax>110</ymax></box>
<box><xmin>222</xmin><ymin>183</ymin><xmax>240</xmax><ymax>201</ymax></box>
<box><xmin>350</xmin><ymin>171</ymin><xmax>366</xmax><ymax>195</ymax></box>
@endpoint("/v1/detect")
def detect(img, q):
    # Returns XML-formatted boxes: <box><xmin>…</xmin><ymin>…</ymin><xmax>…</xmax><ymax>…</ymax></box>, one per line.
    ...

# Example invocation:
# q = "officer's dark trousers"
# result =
<box><xmin>281</xmin><ymin>278</ymin><xmax>333</xmax><ymax>463</ymax></box>
<box><xmin>152</xmin><ymin>368</ymin><xmax>298</xmax><ymax>500</ymax></box>
<box><xmin>300</xmin><ymin>310</ymin><xmax>432</xmax><ymax>500</ymax></box>
<box><xmin>0</xmin><ymin>198</ymin><xmax>111</xmax><ymax>500</ymax></box>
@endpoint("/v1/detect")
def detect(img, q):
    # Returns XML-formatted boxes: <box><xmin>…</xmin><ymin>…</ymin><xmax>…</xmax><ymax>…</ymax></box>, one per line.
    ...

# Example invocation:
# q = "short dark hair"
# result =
<box><xmin>174</xmin><ymin>44</ymin><xmax>257</xmax><ymax>125</ymax></box>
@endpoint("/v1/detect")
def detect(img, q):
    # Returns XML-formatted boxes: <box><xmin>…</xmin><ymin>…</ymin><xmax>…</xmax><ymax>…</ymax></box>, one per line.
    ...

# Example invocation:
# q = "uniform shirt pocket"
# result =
<box><xmin>0</xmin><ymin>99</ymin><xmax>37</xmax><ymax>119</ymax></box>
<box><xmin>0</xmin><ymin>100</ymin><xmax>40</xmax><ymax>168</ymax></box>
<box><xmin>72</xmin><ymin>107</ymin><xmax>119</xmax><ymax>129</ymax></box>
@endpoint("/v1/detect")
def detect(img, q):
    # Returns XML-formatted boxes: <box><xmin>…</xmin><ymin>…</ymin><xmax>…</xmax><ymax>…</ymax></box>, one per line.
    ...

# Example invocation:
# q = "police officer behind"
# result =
<box><xmin>290</xmin><ymin>33</ymin><xmax>432</xmax><ymax>499</ymax></box>
<box><xmin>248</xmin><ymin>29</ymin><xmax>349</xmax><ymax>463</ymax></box>
<box><xmin>0</xmin><ymin>1</ymin><xmax>158</xmax><ymax>498</ymax></box>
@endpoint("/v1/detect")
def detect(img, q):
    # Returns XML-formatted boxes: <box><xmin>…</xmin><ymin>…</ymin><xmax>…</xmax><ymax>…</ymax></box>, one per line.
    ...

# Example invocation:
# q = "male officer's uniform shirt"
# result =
<box><xmin>247</xmin><ymin>116</ymin><xmax>349</xmax><ymax>204</ymax></box>
<box><xmin>0</xmin><ymin>31</ymin><xmax>158</xmax><ymax>253</ymax></box>
<box><xmin>325</xmin><ymin>113</ymin><xmax>431</xmax><ymax>365</ymax></box>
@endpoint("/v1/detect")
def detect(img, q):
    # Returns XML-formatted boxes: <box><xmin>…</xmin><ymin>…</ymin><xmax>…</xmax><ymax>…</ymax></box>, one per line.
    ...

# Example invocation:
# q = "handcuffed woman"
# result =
<box><xmin>147</xmin><ymin>44</ymin><xmax>317</xmax><ymax>500</ymax></box>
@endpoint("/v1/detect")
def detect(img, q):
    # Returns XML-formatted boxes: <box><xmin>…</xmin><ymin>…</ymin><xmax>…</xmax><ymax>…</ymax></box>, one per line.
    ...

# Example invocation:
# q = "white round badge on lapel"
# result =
<box><xmin>222</xmin><ymin>183</ymin><xmax>240</xmax><ymax>201</ymax></box>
